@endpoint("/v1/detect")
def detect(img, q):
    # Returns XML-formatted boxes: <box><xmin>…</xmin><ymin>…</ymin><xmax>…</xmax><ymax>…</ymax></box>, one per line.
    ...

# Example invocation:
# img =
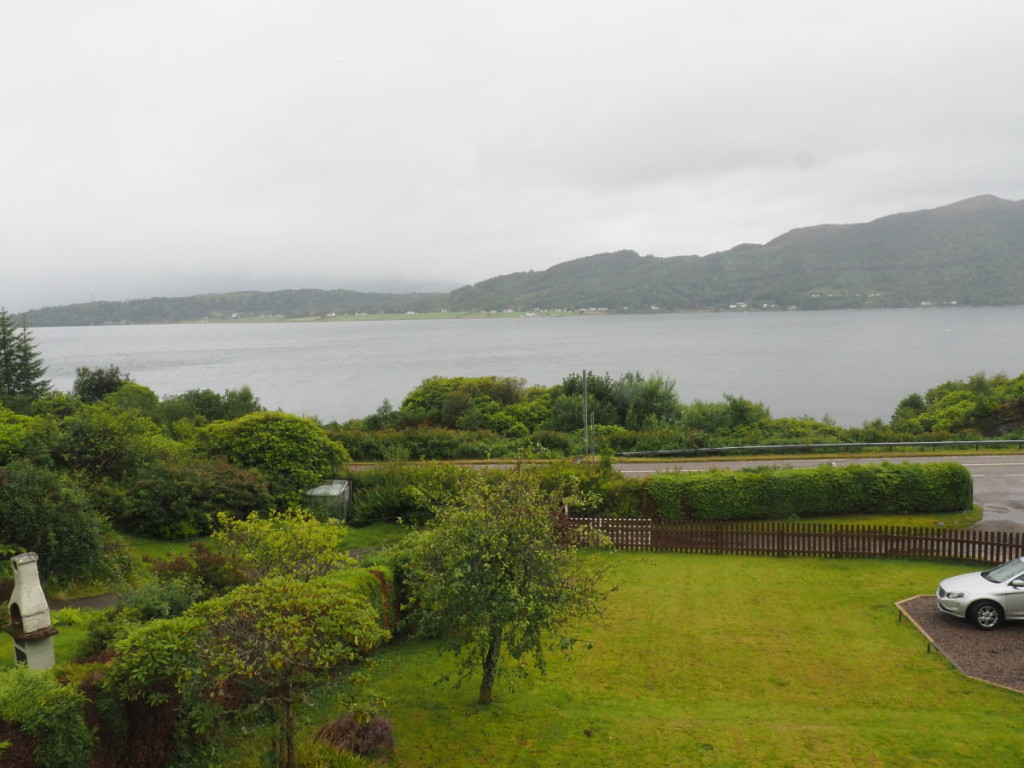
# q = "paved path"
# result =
<box><xmin>51</xmin><ymin>593</ymin><xmax>117</xmax><ymax>611</ymax></box>
<box><xmin>613</xmin><ymin>454</ymin><xmax>1024</xmax><ymax>532</ymax></box>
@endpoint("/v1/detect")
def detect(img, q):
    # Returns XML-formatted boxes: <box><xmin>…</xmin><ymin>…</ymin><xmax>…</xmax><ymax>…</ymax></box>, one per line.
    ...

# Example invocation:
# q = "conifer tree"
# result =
<box><xmin>0</xmin><ymin>308</ymin><xmax>50</xmax><ymax>401</ymax></box>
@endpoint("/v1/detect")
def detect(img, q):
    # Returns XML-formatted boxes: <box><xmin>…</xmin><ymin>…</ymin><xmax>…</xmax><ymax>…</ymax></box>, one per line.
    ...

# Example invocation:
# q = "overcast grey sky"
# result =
<box><xmin>3</xmin><ymin>1</ymin><xmax>1024</xmax><ymax>313</ymax></box>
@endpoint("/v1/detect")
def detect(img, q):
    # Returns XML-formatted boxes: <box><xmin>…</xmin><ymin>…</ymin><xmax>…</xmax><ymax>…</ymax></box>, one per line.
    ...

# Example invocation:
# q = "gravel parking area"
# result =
<box><xmin>898</xmin><ymin>595</ymin><xmax>1024</xmax><ymax>693</ymax></box>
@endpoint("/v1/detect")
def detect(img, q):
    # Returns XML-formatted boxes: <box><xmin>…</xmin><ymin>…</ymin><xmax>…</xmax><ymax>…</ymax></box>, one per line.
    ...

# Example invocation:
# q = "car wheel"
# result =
<box><xmin>968</xmin><ymin>600</ymin><xmax>1003</xmax><ymax>630</ymax></box>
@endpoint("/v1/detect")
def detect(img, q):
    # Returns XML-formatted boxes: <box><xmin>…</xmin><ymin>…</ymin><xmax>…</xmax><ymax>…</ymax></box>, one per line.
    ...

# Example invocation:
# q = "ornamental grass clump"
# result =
<box><xmin>314</xmin><ymin>713</ymin><xmax>395</xmax><ymax>759</ymax></box>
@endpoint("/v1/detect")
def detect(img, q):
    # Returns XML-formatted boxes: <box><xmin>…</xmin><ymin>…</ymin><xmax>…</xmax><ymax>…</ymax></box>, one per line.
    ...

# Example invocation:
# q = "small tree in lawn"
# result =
<box><xmin>109</xmin><ymin>575</ymin><xmax>389</xmax><ymax>768</ymax></box>
<box><xmin>406</xmin><ymin>465</ymin><xmax>607</xmax><ymax>704</ymax></box>
<box><xmin>187</xmin><ymin>577</ymin><xmax>388</xmax><ymax>768</ymax></box>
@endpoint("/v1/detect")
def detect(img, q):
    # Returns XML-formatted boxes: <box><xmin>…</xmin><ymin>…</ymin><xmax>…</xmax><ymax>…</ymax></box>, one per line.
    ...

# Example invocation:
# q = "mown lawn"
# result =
<box><xmin>358</xmin><ymin>552</ymin><xmax>1023</xmax><ymax>768</ymax></box>
<box><xmin>5</xmin><ymin>540</ymin><xmax>1021</xmax><ymax>766</ymax></box>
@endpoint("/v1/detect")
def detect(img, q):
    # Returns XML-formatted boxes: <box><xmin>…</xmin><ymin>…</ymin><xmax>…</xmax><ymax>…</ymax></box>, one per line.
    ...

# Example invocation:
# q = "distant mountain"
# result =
<box><xmin>22</xmin><ymin>195</ymin><xmax>1024</xmax><ymax>326</ymax></box>
<box><xmin>450</xmin><ymin>195</ymin><xmax>1024</xmax><ymax>312</ymax></box>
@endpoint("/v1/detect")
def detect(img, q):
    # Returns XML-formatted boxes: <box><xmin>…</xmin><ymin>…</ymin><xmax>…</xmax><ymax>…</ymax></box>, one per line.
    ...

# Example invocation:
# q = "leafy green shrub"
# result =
<box><xmin>211</xmin><ymin>508</ymin><xmax>354</xmax><ymax>582</ymax></box>
<box><xmin>72</xmin><ymin>365</ymin><xmax>131</xmax><ymax>404</ymax></box>
<box><xmin>313</xmin><ymin>565</ymin><xmax>399</xmax><ymax>635</ymax></box>
<box><xmin>79</xmin><ymin>578</ymin><xmax>205</xmax><ymax>658</ymax></box>
<box><xmin>351</xmin><ymin>463</ymin><xmax>474</xmax><ymax>524</ymax></box>
<box><xmin>199</xmin><ymin>411</ymin><xmax>349</xmax><ymax>506</ymax></box>
<box><xmin>124</xmin><ymin>456</ymin><xmax>273</xmax><ymax>539</ymax></box>
<box><xmin>0</xmin><ymin>460</ymin><xmax>106</xmax><ymax>585</ymax></box>
<box><xmin>0</xmin><ymin>666</ymin><xmax>95</xmax><ymax>768</ymax></box>
<box><xmin>0</xmin><ymin>408</ymin><xmax>57</xmax><ymax>465</ymax></box>
<box><xmin>529</xmin><ymin>429</ymin><xmax>577</xmax><ymax>455</ymax></box>
<box><xmin>531</xmin><ymin>461</ymin><xmax>646</xmax><ymax>518</ymax></box>
<box><xmin>332</xmin><ymin>424</ymin><xmax>535</xmax><ymax>461</ymax></box>
<box><xmin>149</xmin><ymin>541</ymin><xmax>247</xmax><ymax>598</ymax></box>
<box><xmin>52</xmin><ymin>401</ymin><xmax>175</xmax><ymax>483</ymax></box>
<box><xmin>157</xmin><ymin>386</ymin><xmax>263</xmax><ymax>426</ymax></box>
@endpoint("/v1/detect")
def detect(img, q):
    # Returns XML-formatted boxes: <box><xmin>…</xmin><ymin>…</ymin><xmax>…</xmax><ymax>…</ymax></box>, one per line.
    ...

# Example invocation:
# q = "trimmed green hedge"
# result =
<box><xmin>644</xmin><ymin>462</ymin><xmax>973</xmax><ymax>521</ymax></box>
<box><xmin>350</xmin><ymin>461</ymin><xmax>974</xmax><ymax>524</ymax></box>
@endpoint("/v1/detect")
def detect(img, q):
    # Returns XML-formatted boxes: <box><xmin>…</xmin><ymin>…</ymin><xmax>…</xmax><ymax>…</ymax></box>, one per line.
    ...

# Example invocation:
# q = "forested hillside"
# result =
<box><xmin>449</xmin><ymin>195</ymin><xmax>1024</xmax><ymax>311</ymax></box>
<box><xmin>23</xmin><ymin>288</ymin><xmax>449</xmax><ymax>326</ymax></box>
<box><xmin>21</xmin><ymin>195</ymin><xmax>1024</xmax><ymax>325</ymax></box>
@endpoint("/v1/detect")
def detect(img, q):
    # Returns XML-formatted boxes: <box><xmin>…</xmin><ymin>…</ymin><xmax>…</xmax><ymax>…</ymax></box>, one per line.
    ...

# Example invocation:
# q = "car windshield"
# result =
<box><xmin>982</xmin><ymin>558</ymin><xmax>1024</xmax><ymax>583</ymax></box>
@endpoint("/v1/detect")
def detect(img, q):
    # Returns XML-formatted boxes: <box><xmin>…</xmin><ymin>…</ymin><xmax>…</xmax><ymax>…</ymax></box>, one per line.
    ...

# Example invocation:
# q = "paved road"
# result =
<box><xmin>613</xmin><ymin>454</ymin><xmax>1024</xmax><ymax>532</ymax></box>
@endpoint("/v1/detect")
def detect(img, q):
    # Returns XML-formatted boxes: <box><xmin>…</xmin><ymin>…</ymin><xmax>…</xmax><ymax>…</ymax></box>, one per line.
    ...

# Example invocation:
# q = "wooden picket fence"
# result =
<box><xmin>567</xmin><ymin>517</ymin><xmax>1024</xmax><ymax>564</ymax></box>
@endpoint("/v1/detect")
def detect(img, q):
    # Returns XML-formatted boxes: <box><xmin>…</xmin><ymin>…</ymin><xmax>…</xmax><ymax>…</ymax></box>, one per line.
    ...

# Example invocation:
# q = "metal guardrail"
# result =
<box><xmin>616</xmin><ymin>440</ymin><xmax>1024</xmax><ymax>458</ymax></box>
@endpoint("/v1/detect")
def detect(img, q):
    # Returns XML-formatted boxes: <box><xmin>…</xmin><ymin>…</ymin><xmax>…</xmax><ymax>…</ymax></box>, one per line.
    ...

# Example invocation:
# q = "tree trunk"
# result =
<box><xmin>478</xmin><ymin>627</ymin><xmax>503</xmax><ymax>704</ymax></box>
<box><xmin>283</xmin><ymin>679</ymin><xmax>296</xmax><ymax>768</ymax></box>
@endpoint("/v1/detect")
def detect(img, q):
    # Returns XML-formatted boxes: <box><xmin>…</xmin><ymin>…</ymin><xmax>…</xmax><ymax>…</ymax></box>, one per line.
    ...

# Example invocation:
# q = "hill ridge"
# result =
<box><xmin>22</xmin><ymin>194</ymin><xmax>1024</xmax><ymax>325</ymax></box>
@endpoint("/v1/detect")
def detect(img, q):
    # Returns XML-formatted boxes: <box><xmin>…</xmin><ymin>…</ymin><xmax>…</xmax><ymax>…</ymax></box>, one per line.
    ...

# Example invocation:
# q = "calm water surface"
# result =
<box><xmin>31</xmin><ymin>306</ymin><xmax>1024</xmax><ymax>427</ymax></box>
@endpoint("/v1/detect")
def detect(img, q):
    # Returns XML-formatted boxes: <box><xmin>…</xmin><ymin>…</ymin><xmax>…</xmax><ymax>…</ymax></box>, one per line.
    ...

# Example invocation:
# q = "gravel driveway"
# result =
<box><xmin>898</xmin><ymin>595</ymin><xmax>1024</xmax><ymax>693</ymax></box>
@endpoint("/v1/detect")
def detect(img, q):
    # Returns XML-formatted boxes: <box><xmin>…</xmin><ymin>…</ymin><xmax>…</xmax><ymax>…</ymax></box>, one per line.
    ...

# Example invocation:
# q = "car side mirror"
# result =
<box><xmin>1011</xmin><ymin>579</ymin><xmax>1024</xmax><ymax>589</ymax></box>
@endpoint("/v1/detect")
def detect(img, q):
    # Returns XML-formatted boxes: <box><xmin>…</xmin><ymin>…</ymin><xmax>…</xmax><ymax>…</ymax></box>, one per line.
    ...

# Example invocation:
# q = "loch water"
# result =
<box><xmin>31</xmin><ymin>306</ymin><xmax>1024</xmax><ymax>427</ymax></box>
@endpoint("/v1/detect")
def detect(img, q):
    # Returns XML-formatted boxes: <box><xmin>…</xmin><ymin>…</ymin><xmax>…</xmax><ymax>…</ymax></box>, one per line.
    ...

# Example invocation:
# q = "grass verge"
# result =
<box><xmin>803</xmin><ymin>504</ymin><xmax>983</xmax><ymax>529</ymax></box>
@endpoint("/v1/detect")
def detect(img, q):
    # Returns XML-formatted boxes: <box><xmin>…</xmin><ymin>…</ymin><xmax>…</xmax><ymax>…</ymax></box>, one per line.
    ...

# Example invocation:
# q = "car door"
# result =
<box><xmin>1000</xmin><ymin>577</ymin><xmax>1024</xmax><ymax>620</ymax></box>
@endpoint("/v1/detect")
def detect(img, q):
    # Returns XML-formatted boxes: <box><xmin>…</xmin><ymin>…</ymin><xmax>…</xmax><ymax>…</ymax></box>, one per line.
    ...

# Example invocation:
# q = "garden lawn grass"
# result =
<box><xmin>120</xmin><ymin>533</ymin><xmax>207</xmax><ymax>562</ymax></box>
<box><xmin>343</xmin><ymin>522</ymin><xmax>409</xmax><ymax>550</ymax></box>
<box><xmin>802</xmin><ymin>505</ymin><xmax>982</xmax><ymax>529</ymax></box>
<box><xmin>364</xmin><ymin>552</ymin><xmax>1024</xmax><ymax>768</ymax></box>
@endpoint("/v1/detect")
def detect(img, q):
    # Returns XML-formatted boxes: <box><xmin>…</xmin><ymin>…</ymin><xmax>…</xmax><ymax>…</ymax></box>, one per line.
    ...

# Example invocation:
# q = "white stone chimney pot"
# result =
<box><xmin>9</xmin><ymin>552</ymin><xmax>52</xmax><ymax>634</ymax></box>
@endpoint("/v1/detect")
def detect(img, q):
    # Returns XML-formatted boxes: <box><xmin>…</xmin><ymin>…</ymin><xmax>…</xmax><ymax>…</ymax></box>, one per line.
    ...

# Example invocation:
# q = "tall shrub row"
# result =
<box><xmin>645</xmin><ymin>462</ymin><xmax>973</xmax><ymax>521</ymax></box>
<box><xmin>351</xmin><ymin>461</ymin><xmax>650</xmax><ymax>524</ymax></box>
<box><xmin>352</xmin><ymin>461</ymin><xmax>972</xmax><ymax>526</ymax></box>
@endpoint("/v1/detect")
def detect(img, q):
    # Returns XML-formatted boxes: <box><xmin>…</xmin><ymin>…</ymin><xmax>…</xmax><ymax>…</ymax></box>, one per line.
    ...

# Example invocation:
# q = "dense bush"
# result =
<box><xmin>331</xmin><ymin>424</ymin><xmax>531</xmax><ymax>461</ymax></box>
<box><xmin>157</xmin><ymin>386</ymin><xmax>263</xmax><ymax>425</ymax></box>
<box><xmin>199</xmin><ymin>411</ymin><xmax>350</xmax><ymax>506</ymax></box>
<box><xmin>212</xmin><ymin>508</ymin><xmax>355</xmax><ymax>582</ymax></box>
<box><xmin>0</xmin><ymin>460</ymin><xmax>106</xmax><ymax>584</ymax></box>
<box><xmin>72</xmin><ymin>365</ymin><xmax>131</xmax><ymax>404</ymax></box>
<box><xmin>0</xmin><ymin>407</ymin><xmax>57</xmax><ymax>465</ymax></box>
<box><xmin>350</xmin><ymin>462</ymin><xmax>476</xmax><ymax>525</ymax></box>
<box><xmin>124</xmin><ymin>457</ymin><xmax>273</xmax><ymax>539</ymax></box>
<box><xmin>51</xmin><ymin>401</ymin><xmax>177</xmax><ymax>483</ymax></box>
<box><xmin>0</xmin><ymin>666</ymin><xmax>95</xmax><ymax>768</ymax></box>
<box><xmin>148</xmin><ymin>541</ymin><xmax>247</xmax><ymax>598</ymax></box>
<box><xmin>79</xmin><ymin>578</ymin><xmax>205</xmax><ymax>659</ymax></box>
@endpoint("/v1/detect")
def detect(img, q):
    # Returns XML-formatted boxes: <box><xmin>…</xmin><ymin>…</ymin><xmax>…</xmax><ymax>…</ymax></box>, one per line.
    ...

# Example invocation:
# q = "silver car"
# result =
<box><xmin>936</xmin><ymin>556</ymin><xmax>1024</xmax><ymax>630</ymax></box>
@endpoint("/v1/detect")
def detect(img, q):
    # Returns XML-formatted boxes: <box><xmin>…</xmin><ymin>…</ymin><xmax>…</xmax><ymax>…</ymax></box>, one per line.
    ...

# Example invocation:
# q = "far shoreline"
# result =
<box><xmin>25</xmin><ymin>303</ymin><xmax>991</xmax><ymax>329</ymax></box>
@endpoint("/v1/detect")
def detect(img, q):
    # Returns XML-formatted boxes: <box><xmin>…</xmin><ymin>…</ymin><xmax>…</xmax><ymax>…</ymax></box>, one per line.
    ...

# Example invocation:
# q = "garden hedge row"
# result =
<box><xmin>645</xmin><ymin>462</ymin><xmax>973</xmax><ymax>521</ymax></box>
<box><xmin>350</xmin><ymin>461</ymin><xmax>973</xmax><ymax>524</ymax></box>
